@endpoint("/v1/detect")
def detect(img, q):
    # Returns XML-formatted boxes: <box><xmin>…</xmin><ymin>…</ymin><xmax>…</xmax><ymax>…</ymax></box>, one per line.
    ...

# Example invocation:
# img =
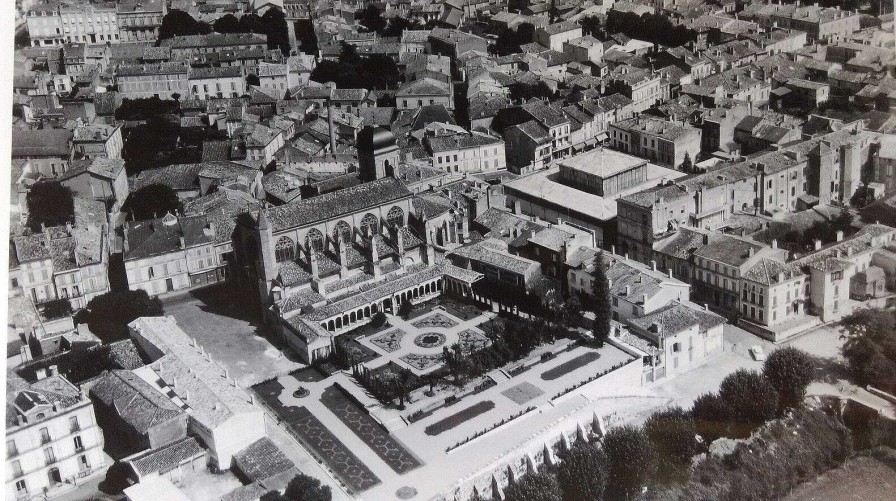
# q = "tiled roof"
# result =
<box><xmin>450</xmin><ymin>239</ymin><xmax>538</xmax><ymax>275</ymax></box>
<box><xmin>693</xmin><ymin>233</ymin><xmax>766</xmax><ymax>266</ymax></box>
<box><xmin>233</xmin><ymin>437</ymin><xmax>295</xmax><ymax>482</ymax></box>
<box><xmin>134</xmin><ymin>163</ymin><xmax>203</xmax><ymax>191</ymax></box>
<box><xmin>127</xmin><ymin>437</ymin><xmax>205</xmax><ymax>477</ymax></box>
<box><xmin>90</xmin><ymin>370</ymin><xmax>185</xmax><ymax>434</ymax></box>
<box><xmin>130</xmin><ymin>317</ymin><xmax>258</xmax><ymax>428</ymax></box>
<box><xmin>59</xmin><ymin>157</ymin><xmax>124</xmax><ymax>181</ymax></box>
<box><xmin>628</xmin><ymin>301</ymin><xmax>725</xmax><ymax>338</ymax></box>
<box><xmin>260</xmin><ymin>177</ymin><xmax>411</xmax><ymax>232</ymax></box>
<box><xmin>12</xmin><ymin>129</ymin><xmax>72</xmax><ymax>158</ymax></box>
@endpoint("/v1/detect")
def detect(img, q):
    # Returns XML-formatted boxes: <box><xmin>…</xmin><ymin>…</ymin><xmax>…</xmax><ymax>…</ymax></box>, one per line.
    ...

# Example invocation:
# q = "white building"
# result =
<box><xmin>128</xmin><ymin>317</ymin><xmax>266</xmax><ymax>469</ymax></box>
<box><xmin>6</xmin><ymin>372</ymin><xmax>106</xmax><ymax>500</ymax></box>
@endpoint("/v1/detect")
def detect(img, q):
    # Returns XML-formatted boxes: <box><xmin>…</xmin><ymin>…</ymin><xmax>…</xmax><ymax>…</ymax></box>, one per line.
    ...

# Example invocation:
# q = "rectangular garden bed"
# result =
<box><xmin>424</xmin><ymin>400</ymin><xmax>496</xmax><ymax>436</ymax></box>
<box><xmin>540</xmin><ymin>352</ymin><xmax>601</xmax><ymax>381</ymax></box>
<box><xmin>319</xmin><ymin>386</ymin><xmax>422</xmax><ymax>474</ymax></box>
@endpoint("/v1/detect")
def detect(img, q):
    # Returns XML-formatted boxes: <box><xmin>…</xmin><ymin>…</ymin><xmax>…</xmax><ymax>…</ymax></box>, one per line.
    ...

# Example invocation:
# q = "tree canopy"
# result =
<box><xmin>644</xmin><ymin>406</ymin><xmax>703</xmax><ymax>483</ymax></box>
<box><xmin>27</xmin><ymin>181</ymin><xmax>75</xmax><ymax>233</ymax></box>
<box><xmin>79</xmin><ymin>290</ymin><xmax>164</xmax><ymax>343</ymax></box>
<box><xmin>261</xmin><ymin>473</ymin><xmax>332</xmax><ymax>501</ymax></box>
<box><xmin>556</xmin><ymin>442</ymin><xmax>607</xmax><ymax>501</ymax></box>
<box><xmin>603</xmin><ymin>425</ymin><xmax>655</xmax><ymax>500</ymax></box>
<box><xmin>122</xmin><ymin>184</ymin><xmax>183</xmax><ymax>221</ymax></box>
<box><xmin>310</xmin><ymin>43</ymin><xmax>401</xmax><ymax>89</ymax></box>
<box><xmin>158</xmin><ymin>9</ymin><xmax>212</xmax><ymax>41</ymax></box>
<box><xmin>504</xmin><ymin>471</ymin><xmax>562</xmax><ymax>501</ymax></box>
<box><xmin>841</xmin><ymin>307</ymin><xmax>896</xmax><ymax>393</ymax></box>
<box><xmin>718</xmin><ymin>369</ymin><xmax>779</xmax><ymax>435</ymax></box>
<box><xmin>763</xmin><ymin>347</ymin><xmax>815</xmax><ymax>411</ymax></box>
<box><xmin>691</xmin><ymin>392</ymin><xmax>732</xmax><ymax>444</ymax></box>
<box><xmin>591</xmin><ymin>253</ymin><xmax>612</xmax><ymax>346</ymax></box>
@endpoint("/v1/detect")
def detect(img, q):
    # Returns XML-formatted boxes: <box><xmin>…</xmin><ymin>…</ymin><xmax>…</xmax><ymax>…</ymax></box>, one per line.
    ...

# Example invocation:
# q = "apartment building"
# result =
<box><xmin>160</xmin><ymin>33</ymin><xmax>268</xmax><ymax>59</ymax></box>
<box><xmin>535</xmin><ymin>21</ymin><xmax>583</xmax><ymax>52</ymax></box>
<box><xmin>114</xmin><ymin>62</ymin><xmax>189</xmax><ymax>100</ymax></box>
<box><xmin>12</xmin><ymin>209</ymin><xmax>110</xmax><ymax>310</ymax></box>
<box><xmin>609</xmin><ymin>116</ymin><xmax>702</xmax><ymax>169</ymax></box>
<box><xmin>742</xmin><ymin>4</ymin><xmax>862</xmax><ymax>44</ymax></box>
<box><xmin>606</xmin><ymin>67</ymin><xmax>664</xmax><ymax>114</ymax></box>
<box><xmin>693</xmin><ymin>234</ymin><xmax>787</xmax><ymax>316</ymax></box>
<box><xmin>58</xmin><ymin>158</ymin><xmax>129</xmax><ymax>212</ymax></box>
<box><xmin>6</xmin><ymin>373</ymin><xmax>106</xmax><ymax>499</ymax></box>
<box><xmin>188</xmin><ymin>66</ymin><xmax>246</xmax><ymax>100</ymax></box>
<box><xmin>116</xmin><ymin>0</ymin><xmax>165</xmax><ymax>42</ymax></box>
<box><xmin>71</xmin><ymin>123</ymin><xmax>123</xmax><ymax>160</ymax></box>
<box><xmin>425</xmin><ymin>127</ymin><xmax>506</xmax><ymax>174</ymax></box>
<box><xmin>123</xmin><ymin>213</ymin><xmax>226</xmax><ymax>296</ymax></box>
<box><xmin>27</xmin><ymin>1</ymin><xmax>119</xmax><ymax>46</ymax></box>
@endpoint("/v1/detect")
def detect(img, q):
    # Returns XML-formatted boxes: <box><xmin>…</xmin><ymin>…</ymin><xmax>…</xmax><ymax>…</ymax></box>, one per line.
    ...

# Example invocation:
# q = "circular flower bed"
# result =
<box><xmin>292</xmin><ymin>387</ymin><xmax>310</xmax><ymax>398</ymax></box>
<box><xmin>413</xmin><ymin>332</ymin><xmax>447</xmax><ymax>348</ymax></box>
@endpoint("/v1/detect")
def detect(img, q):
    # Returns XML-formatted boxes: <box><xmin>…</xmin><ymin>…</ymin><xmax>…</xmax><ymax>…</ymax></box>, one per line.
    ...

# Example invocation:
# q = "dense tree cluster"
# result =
<box><xmin>605</xmin><ymin>11</ymin><xmax>697</xmax><ymax>47</ymax></box>
<box><xmin>841</xmin><ymin>307</ymin><xmax>896</xmax><ymax>393</ymax></box>
<box><xmin>78</xmin><ymin>290</ymin><xmax>165</xmax><ymax>343</ymax></box>
<box><xmin>310</xmin><ymin>43</ymin><xmax>402</xmax><ymax>90</ymax></box>
<box><xmin>26</xmin><ymin>181</ymin><xmax>75</xmax><ymax>233</ymax></box>
<box><xmin>159</xmin><ymin>8</ymin><xmax>290</xmax><ymax>54</ymax></box>
<box><xmin>357</xmin><ymin>5</ymin><xmax>425</xmax><ymax>36</ymax></box>
<box><xmin>756</xmin><ymin>209</ymin><xmax>855</xmax><ymax>253</ymax></box>
<box><xmin>122</xmin><ymin>184</ymin><xmax>183</xmax><ymax>221</ymax></box>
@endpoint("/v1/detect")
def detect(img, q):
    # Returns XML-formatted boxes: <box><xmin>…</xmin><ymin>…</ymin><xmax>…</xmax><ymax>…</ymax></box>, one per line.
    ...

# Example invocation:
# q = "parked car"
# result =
<box><xmin>750</xmin><ymin>345</ymin><xmax>767</xmax><ymax>361</ymax></box>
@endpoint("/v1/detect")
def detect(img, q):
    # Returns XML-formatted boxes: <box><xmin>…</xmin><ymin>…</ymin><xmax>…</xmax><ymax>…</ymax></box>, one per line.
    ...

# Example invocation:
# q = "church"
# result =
<box><xmin>232</xmin><ymin>127</ymin><xmax>484</xmax><ymax>362</ymax></box>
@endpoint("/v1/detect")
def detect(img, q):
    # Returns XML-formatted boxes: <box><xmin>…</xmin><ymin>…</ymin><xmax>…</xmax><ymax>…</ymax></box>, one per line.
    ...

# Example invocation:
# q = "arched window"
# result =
<box><xmin>360</xmin><ymin>213</ymin><xmax>378</xmax><ymax>237</ymax></box>
<box><xmin>386</xmin><ymin>206</ymin><xmax>404</xmax><ymax>228</ymax></box>
<box><xmin>275</xmin><ymin>237</ymin><xmax>295</xmax><ymax>262</ymax></box>
<box><xmin>333</xmin><ymin>220</ymin><xmax>352</xmax><ymax>245</ymax></box>
<box><xmin>307</xmin><ymin>229</ymin><xmax>325</xmax><ymax>252</ymax></box>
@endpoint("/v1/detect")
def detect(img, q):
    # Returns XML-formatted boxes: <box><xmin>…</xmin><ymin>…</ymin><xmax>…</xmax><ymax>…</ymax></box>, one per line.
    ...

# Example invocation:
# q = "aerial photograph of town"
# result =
<box><xmin>3</xmin><ymin>0</ymin><xmax>896</xmax><ymax>500</ymax></box>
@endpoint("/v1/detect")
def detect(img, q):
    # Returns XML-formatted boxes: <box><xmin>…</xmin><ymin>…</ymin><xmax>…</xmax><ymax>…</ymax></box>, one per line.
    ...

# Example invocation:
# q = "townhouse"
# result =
<box><xmin>535</xmin><ymin>21</ymin><xmax>583</xmax><ymax>52</ymax></box>
<box><xmin>609</xmin><ymin>116</ymin><xmax>702</xmax><ymax>169</ymax></box>
<box><xmin>424</xmin><ymin>126</ymin><xmax>507</xmax><ymax>174</ymax></box>
<box><xmin>114</xmin><ymin>62</ymin><xmax>189</xmax><ymax>100</ymax></box>
<box><xmin>58</xmin><ymin>157</ymin><xmax>128</xmax><ymax>212</ymax></box>
<box><xmin>71</xmin><ymin>123</ymin><xmax>123</xmax><ymax>160</ymax></box>
<box><xmin>6</xmin><ymin>373</ymin><xmax>106</xmax><ymax>499</ymax></box>
<box><xmin>188</xmin><ymin>66</ymin><xmax>246</xmax><ymax>100</ymax></box>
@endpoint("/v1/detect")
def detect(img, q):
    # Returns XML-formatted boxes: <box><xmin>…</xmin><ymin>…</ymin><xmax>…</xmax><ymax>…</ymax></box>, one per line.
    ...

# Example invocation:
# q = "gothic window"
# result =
<box><xmin>307</xmin><ymin>229</ymin><xmax>325</xmax><ymax>252</ymax></box>
<box><xmin>386</xmin><ymin>206</ymin><xmax>404</xmax><ymax>228</ymax></box>
<box><xmin>360</xmin><ymin>213</ymin><xmax>378</xmax><ymax>237</ymax></box>
<box><xmin>333</xmin><ymin>220</ymin><xmax>352</xmax><ymax>245</ymax></box>
<box><xmin>275</xmin><ymin>237</ymin><xmax>295</xmax><ymax>263</ymax></box>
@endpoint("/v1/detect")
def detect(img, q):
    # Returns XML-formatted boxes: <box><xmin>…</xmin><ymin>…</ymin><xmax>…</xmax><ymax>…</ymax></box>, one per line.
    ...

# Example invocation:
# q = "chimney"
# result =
<box><xmin>703</xmin><ymin>303</ymin><xmax>708</xmax><ymax>311</ymax></box>
<box><xmin>667</xmin><ymin>268</ymin><xmax>673</xmax><ymax>278</ymax></box>
<box><xmin>642</xmin><ymin>293</ymin><xmax>648</xmax><ymax>305</ymax></box>
<box><xmin>625</xmin><ymin>285</ymin><xmax>631</xmax><ymax>296</ymax></box>
<box><xmin>179</xmin><ymin>237</ymin><xmax>185</xmax><ymax>249</ymax></box>
<box><xmin>814</xmin><ymin>239</ymin><xmax>822</xmax><ymax>250</ymax></box>
<box><xmin>48</xmin><ymin>365</ymin><xmax>57</xmax><ymax>376</ymax></box>
<box><xmin>748</xmin><ymin>247</ymin><xmax>754</xmax><ymax>257</ymax></box>
<box><xmin>702</xmin><ymin>234</ymin><xmax>709</xmax><ymax>244</ymax></box>
<box><xmin>771</xmin><ymin>239</ymin><xmax>778</xmax><ymax>249</ymax></box>
<box><xmin>611</xmin><ymin>245</ymin><xmax>616</xmax><ymax>254</ymax></box>
<box><xmin>836</xmin><ymin>231</ymin><xmax>844</xmax><ymax>242</ymax></box>
<box><xmin>651</xmin><ymin>260</ymin><xmax>657</xmax><ymax>271</ymax></box>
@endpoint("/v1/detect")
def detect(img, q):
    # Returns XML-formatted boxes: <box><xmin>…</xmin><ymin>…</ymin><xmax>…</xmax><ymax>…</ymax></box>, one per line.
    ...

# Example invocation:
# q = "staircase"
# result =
<box><xmin>371</xmin><ymin>408</ymin><xmax>408</xmax><ymax>432</ymax></box>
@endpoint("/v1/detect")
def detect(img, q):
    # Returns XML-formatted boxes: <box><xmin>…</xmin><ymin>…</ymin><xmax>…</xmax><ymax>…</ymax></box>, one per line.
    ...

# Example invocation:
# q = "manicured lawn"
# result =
<box><xmin>501</xmin><ymin>382</ymin><xmax>545</xmax><ymax>405</ymax></box>
<box><xmin>319</xmin><ymin>386</ymin><xmax>422</xmax><ymax>474</ymax></box>
<box><xmin>540</xmin><ymin>352</ymin><xmax>601</xmax><ymax>381</ymax></box>
<box><xmin>289</xmin><ymin>407</ymin><xmax>381</xmax><ymax>493</ymax></box>
<box><xmin>424</xmin><ymin>400</ymin><xmax>496</xmax><ymax>436</ymax></box>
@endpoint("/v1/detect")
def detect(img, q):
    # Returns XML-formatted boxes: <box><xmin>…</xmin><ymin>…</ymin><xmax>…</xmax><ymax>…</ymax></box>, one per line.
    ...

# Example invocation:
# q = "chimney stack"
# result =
<box><xmin>836</xmin><ymin>230</ymin><xmax>844</xmax><ymax>242</ymax></box>
<box><xmin>651</xmin><ymin>260</ymin><xmax>657</xmax><ymax>271</ymax></box>
<box><xmin>772</xmin><ymin>239</ymin><xmax>778</xmax><ymax>249</ymax></box>
<box><xmin>814</xmin><ymin>239</ymin><xmax>822</xmax><ymax>250</ymax></box>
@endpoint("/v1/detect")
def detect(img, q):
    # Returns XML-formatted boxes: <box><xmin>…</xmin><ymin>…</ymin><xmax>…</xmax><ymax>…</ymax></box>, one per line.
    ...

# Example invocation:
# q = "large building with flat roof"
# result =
<box><xmin>558</xmin><ymin>147</ymin><xmax>649</xmax><ymax>197</ymax></box>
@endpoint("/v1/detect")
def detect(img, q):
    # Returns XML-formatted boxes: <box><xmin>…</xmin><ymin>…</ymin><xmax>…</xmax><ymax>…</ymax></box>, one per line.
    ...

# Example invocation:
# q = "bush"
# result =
<box><xmin>603</xmin><ymin>425</ymin><xmax>655</xmax><ymax>500</ymax></box>
<box><xmin>652</xmin><ymin>409</ymin><xmax>852</xmax><ymax>501</ymax></box>
<box><xmin>718</xmin><ymin>370</ymin><xmax>779</xmax><ymax>436</ymax></box>
<box><xmin>763</xmin><ymin>347</ymin><xmax>815</xmax><ymax>412</ymax></box>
